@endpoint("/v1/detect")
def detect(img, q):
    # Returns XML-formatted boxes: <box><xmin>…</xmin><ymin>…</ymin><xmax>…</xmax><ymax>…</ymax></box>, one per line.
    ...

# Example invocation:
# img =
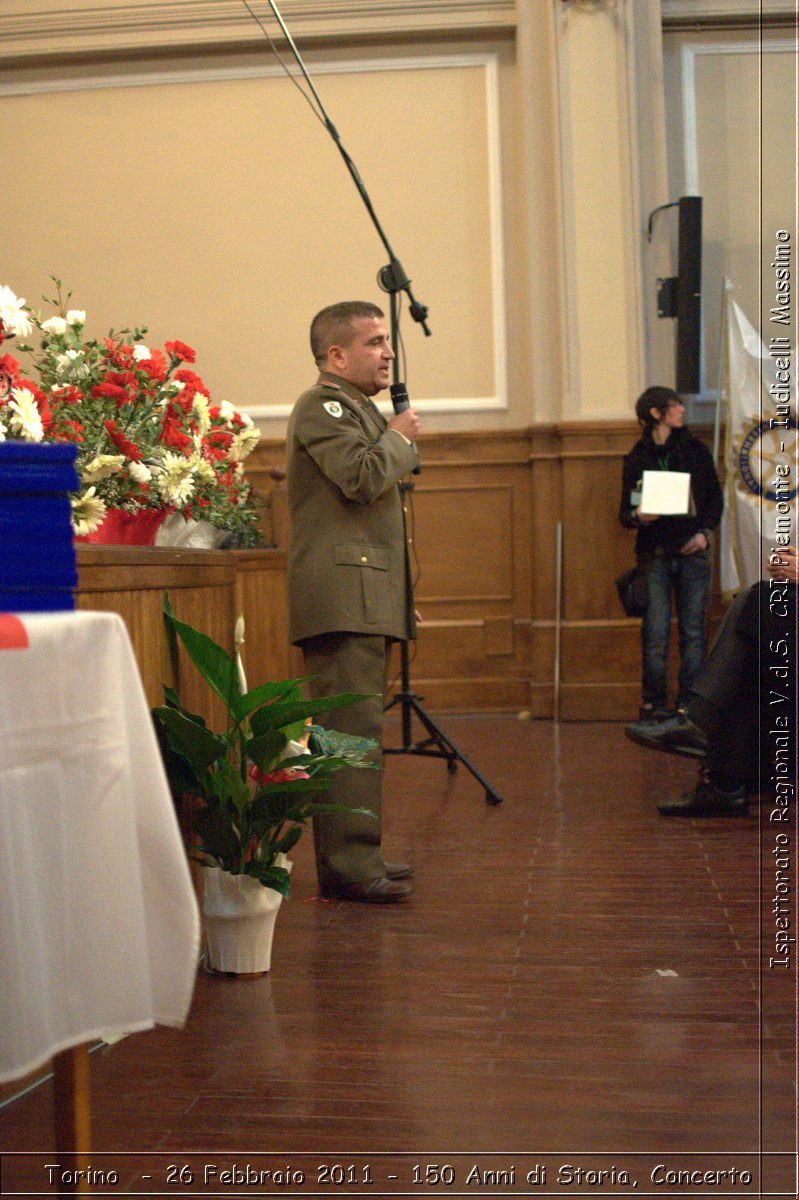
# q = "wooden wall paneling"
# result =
<box><xmin>243</xmin><ymin>444</ymin><xmax>288</xmax><ymax>549</ymax></box>
<box><xmin>556</xmin><ymin>422</ymin><xmax>646</xmax><ymax>720</ymax></box>
<box><xmin>527</xmin><ymin>426</ymin><xmax>563</xmax><ymax>716</ymax></box>
<box><xmin>232</xmin><ymin>549</ymin><xmax>297</xmax><ymax>687</ymax></box>
<box><xmin>76</xmin><ymin>546</ymin><xmax>236</xmax><ymax>729</ymax></box>
<box><xmin>243</xmin><ymin>421</ymin><xmax>718</xmax><ymax>721</ymax></box>
<box><xmin>404</xmin><ymin>432</ymin><xmax>533</xmax><ymax>712</ymax></box>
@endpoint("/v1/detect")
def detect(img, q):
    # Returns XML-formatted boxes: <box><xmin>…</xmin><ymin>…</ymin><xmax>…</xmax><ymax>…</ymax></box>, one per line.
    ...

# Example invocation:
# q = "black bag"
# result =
<box><xmin>615</xmin><ymin>565</ymin><xmax>648</xmax><ymax>617</ymax></box>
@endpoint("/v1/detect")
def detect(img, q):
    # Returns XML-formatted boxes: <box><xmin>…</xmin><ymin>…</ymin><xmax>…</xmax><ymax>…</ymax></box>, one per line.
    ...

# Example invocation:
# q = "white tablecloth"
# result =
<box><xmin>0</xmin><ymin>610</ymin><xmax>200</xmax><ymax>1082</ymax></box>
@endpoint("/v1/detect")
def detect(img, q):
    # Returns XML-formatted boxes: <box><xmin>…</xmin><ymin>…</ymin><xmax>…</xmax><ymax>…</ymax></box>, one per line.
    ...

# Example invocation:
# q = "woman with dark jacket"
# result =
<box><xmin>620</xmin><ymin>385</ymin><xmax>723</xmax><ymax>725</ymax></box>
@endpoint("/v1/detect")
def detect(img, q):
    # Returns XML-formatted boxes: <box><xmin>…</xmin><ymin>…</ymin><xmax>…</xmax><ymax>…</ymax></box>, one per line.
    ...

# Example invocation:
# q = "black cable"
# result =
<box><xmin>240</xmin><ymin>0</ymin><xmax>326</xmax><ymax>128</ymax></box>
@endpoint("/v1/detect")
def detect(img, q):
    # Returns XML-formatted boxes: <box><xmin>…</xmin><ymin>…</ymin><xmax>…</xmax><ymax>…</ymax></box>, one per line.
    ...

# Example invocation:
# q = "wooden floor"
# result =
<box><xmin>2</xmin><ymin>717</ymin><xmax>796</xmax><ymax>1199</ymax></box>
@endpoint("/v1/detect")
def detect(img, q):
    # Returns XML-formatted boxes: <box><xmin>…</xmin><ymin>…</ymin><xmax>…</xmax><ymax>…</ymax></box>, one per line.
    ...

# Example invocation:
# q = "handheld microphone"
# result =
<box><xmin>390</xmin><ymin>382</ymin><xmax>421</xmax><ymax>475</ymax></box>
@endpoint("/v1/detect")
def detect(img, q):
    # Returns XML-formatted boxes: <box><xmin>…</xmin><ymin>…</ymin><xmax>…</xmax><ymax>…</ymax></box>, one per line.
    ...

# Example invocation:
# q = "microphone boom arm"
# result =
<box><xmin>259</xmin><ymin>0</ymin><xmax>431</xmax><ymax>336</ymax></box>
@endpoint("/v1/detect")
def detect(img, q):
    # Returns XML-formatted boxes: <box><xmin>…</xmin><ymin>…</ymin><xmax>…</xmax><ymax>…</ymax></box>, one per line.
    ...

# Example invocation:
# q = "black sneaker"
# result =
<box><xmin>635</xmin><ymin>704</ymin><xmax>669</xmax><ymax>725</ymax></box>
<box><xmin>657</xmin><ymin>773</ymin><xmax>747</xmax><ymax>818</ymax></box>
<box><xmin>624</xmin><ymin>711</ymin><xmax>708</xmax><ymax>758</ymax></box>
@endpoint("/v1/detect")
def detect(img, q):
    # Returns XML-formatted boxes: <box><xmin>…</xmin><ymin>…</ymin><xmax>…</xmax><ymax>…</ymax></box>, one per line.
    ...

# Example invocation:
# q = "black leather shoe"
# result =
<box><xmin>657</xmin><ymin>775</ymin><xmax>747</xmax><ymax>818</ymax></box>
<box><xmin>625</xmin><ymin>711</ymin><xmax>707</xmax><ymax>758</ymax></box>
<box><xmin>384</xmin><ymin>862</ymin><xmax>414</xmax><ymax>880</ymax></box>
<box><xmin>324</xmin><ymin>876</ymin><xmax>414</xmax><ymax>903</ymax></box>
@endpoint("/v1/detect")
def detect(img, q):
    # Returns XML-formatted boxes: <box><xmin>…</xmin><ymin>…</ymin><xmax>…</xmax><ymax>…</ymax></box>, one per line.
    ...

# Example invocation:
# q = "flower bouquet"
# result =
<box><xmin>0</xmin><ymin>280</ymin><xmax>263</xmax><ymax>545</ymax></box>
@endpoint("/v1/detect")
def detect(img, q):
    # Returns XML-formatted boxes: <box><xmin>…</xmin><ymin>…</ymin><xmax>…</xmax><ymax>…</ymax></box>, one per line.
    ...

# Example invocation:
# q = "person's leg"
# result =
<box><xmin>657</xmin><ymin>587</ymin><xmax>757</xmax><ymax>817</ymax></box>
<box><xmin>301</xmin><ymin>633</ymin><xmax>391</xmax><ymax>891</ymax></box>
<box><xmin>640</xmin><ymin>556</ymin><xmax>673</xmax><ymax>716</ymax></box>
<box><xmin>674</xmin><ymin>548</ymin><xmax>712</xmax><ymax>709</ymax></box>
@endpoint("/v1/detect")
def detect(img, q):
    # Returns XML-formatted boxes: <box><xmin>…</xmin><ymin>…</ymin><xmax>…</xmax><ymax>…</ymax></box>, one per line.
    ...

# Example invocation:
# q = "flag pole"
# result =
<box><xmin>712</xmin><ymin>278</ymin><xmax>731</xmax><ymax>465</ymax></box>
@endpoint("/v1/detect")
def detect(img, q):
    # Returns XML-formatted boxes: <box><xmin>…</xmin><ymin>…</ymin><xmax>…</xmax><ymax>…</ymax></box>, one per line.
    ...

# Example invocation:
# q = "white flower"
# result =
<box><xmin>192</xmin><ymin>392</ymin><xmax>211</xmax><ymax>434</ymax></box>
<box><xmin>156</xmin><ymin>452</ymin><xmax>196</xmax><ymax>506</ymax></box>
<box><xmin>66</xmin><ymin>310</ymin><xmax>86</xmax><ymax>327</ymax></box>
<box><xmin>41</xmin><ymin>316</ymin><xmax>68</xmax><ymax>336</ymax></box>
<box><xmin>132</xmin><ymin>344</ymin><xmax>151</xmax><ymax>362</ymax></box>
<box><xmin>8</xmin><ymin>386</ymin><xmax>44</xmax><ymax>441</ymax></box>
<box><xmin>228</xmin><ymin>426</ymin><xmax>261</xmax><ymax>463</ymax></box>
<box><xmin>71</xmin><ymin>487</ymin><xmax>107</xmax><ymax>536</ymax></box>
<box><xmin>0</xmin><ymin>285</ymin><xmax>32</xmax><ymax>338</ymax></box>
<box><xmin>55</xmin><ymin>348</ymin><xmax>89</xmax><ymax>380</ymax></box>
<box><xmin>81</xmin><ymin>454</ymin><xmax>125</xmax><ymax>483</ymax></box>
<box><xmin>192</xmin><ymin>455</ymin><xmax>216</xmax><ymax>485</ymax></box>
<box><xmin>0</xmin><ymin>420</ymin><xmax>7</xmax><ymax>442</ymax></box>
<box><xmin>128</xmin><ymin>460</ymin><xmax>153</xmax><ymax>485</ymax></box>
<box><xmin>218</xmin><ymin>400</ymin><xmax>237</xmax><ymax>424</ymax></box>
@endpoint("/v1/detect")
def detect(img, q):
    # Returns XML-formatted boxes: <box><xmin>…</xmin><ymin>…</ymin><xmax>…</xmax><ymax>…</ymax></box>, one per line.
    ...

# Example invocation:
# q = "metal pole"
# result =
<box><xmin>553</xmin><ymin>521</ymin><xmax>563</xmax><ymax>723</ymax></box>
<box><xmin>712</xmin><ymin>279</ymin><xmax>730</xmax><ymax>465</ymax></box>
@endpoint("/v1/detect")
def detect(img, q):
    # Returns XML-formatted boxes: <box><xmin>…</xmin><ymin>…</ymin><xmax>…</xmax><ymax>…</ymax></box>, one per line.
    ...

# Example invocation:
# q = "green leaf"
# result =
<box><xmin>195</xmin><ymin>808</ymin><xmax>241</xmax><ymax>870</ymax></box>
<box><xmin>163</xmin><ymin>595</ymin><xmax>240</xmax><ymax>715</ymax></box>
<box><xmin>153</xmin><ymin>705</ymin><xmax>227</xmax><ymax>772</ymax></box>
<box><xmin>246</xmin><ymin>728</ymin><xmax>289</xmax><ymax>773</ymax></box>
<box><xmin>270</xmin><ymin>826</ymin><xmax>303</xmax><ymax>856</ymax></box>
<box><xmin>231</xmin><ymin>677</ymin><xmax>312</xmax><ymax>725</ymax></box>
<box><xmin>243</xmin><ymin>862</ymin><xmax>291</xmax><ymax>895</ymax></box>
<box><xmin>249</xmin><ymin>693</ymin><xmax>374</xmax><ymax>737</ymax></box>
<box><xmin>209</xmin><ymin>758</ymin><xmax>249</xmax><ymax>816</ymax></box>
<box><xmin>307</xmin><ymin>727</ymin><xmax>380</xmax><ymax>765</ymax></box>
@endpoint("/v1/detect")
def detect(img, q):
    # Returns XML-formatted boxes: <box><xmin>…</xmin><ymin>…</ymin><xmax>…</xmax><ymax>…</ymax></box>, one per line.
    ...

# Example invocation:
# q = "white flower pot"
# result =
<box><xmin>155</xmin><ymin>513</ymin><xmax>228</xmax><ymax>549</ymax></box>
<box><xmin>202</xmin><ymin>857</ymin><xmax>291</xmax><ymax>976</ymax></box>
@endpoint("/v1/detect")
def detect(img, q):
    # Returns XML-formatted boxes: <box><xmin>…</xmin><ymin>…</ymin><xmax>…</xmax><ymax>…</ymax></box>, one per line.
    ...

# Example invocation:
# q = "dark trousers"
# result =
<box><xmin>689</xmin><ymin>582</ymin><xmax>796</xmax><ymax>789</ymax></box>
<box><xmin>301</xmin><ymin>632</ymin><xmax>389</xmax><ymax>889</ymax></box>
<box><xmin>641</xmin><ymin>549</ymin><xmax>712</xmax><ymax>709</ymax></box>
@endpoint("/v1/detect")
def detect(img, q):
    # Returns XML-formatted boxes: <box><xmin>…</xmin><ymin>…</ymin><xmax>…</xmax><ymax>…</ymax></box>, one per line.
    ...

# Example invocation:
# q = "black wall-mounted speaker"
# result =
<box><xmin>675</xmin><ymin>196</ymin><xmax>702</xmax><ymax>394</ymax></box>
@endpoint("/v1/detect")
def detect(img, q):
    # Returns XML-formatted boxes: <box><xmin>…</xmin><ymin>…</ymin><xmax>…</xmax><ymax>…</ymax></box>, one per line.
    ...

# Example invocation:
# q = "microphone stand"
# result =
<box><xmin>256</xmin><ymin>0</ymin><xmax>502</xmax><ymax>805</ymax></box>
<box><xmin>380</xmin><ymin>280</ymin><xmax>503</xmax><ymax>805</ymax></box>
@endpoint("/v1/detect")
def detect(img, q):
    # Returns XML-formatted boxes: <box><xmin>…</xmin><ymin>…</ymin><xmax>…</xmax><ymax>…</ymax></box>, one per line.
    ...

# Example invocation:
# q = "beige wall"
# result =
<box><xmin>2</xmin><ymin>2</ymin><xmax>792</xmax><ymax>435</ymax></box>
<box><xmin>0</xmin><ymin>0</ymin><xmax>661</xmax><ymax>438</ymax></box>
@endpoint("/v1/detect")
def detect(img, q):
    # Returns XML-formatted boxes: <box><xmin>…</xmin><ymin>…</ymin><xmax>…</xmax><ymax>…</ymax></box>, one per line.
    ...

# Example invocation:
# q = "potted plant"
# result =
<box><xmin>152</xmin><ymin>596</ymin><xmax>377</xmax><ymax>975</ymax></box>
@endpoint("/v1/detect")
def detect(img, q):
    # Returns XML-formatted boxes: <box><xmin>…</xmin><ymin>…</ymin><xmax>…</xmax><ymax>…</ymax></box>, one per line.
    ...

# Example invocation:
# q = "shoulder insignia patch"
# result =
<box><xmin>323</xmin><ymin>400</ymin><xmax>343</xmax><ymax>419</ymax></box>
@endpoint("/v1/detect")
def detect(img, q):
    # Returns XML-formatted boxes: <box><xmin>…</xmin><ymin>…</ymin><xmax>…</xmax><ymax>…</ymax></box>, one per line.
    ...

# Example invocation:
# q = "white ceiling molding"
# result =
<box><xmin>662</xmin><ymin>0</ymin><xmax>797</xmax><ymax>27</ymax></box>
<box><xmin>0</xmin><ymin>1</ymin><xmax>517</xmax><ymax>61</ymax></box>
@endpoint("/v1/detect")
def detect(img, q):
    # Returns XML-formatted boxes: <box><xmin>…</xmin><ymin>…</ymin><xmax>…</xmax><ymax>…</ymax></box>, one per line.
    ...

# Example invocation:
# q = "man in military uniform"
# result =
<box><xmin>286</xmin><ymin>301</ymin><xmax>421</xmax><ymax>902</ymax></box>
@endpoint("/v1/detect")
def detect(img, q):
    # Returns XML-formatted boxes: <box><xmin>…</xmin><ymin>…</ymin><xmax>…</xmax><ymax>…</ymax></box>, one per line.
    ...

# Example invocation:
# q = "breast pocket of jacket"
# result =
<box><xmin>334</xmin><ymin>543</ymin><xmax>391</xmax><ymax>625</ymax></box>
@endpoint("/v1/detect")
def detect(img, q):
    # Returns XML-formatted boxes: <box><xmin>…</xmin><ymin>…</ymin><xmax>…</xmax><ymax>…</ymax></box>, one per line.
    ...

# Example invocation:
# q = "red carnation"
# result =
<box><xmin>103</xmin><ymin>339</ymin><xmax>135</xmax><ymax>369</ymax></box>
<box><xmin>51</xmin><ymin>384</ymin><xmax>84</xmax><ymax>405</ymax></box>
<box><xmin>91</xmin><ymin>381</ymin><xmax>129</xmax><ymax>406</ymax></box>
<box><xmin>174</xmin><ymin>368</ymin><xmax>208</xmax><ymax>394</ymax></box>
<box><xmin>207</xmin><ymin>429</ymin><xmax>233</xmax><ymax>450</ymax></box>
<box><xmin>158</xmin><ymin>409</ymin><xmax>193</xmax><ymax>452</ymax></box>
<box><xmin>137</xmin><ymin>349</ymin><xmax>167</xmax><ymax>382</ymax></box>
<box><xmin>165</xmin><ymin>340</ymin><xmax>196</xmax><ymax>364</ymax></box>
<box><xmin>0</xmin><ymin>354</ymin><xmax>20</xmax><ymax>381</ymax></box>
<box><xmin>104</xmin><ymin>418</ymin><xmax>143</xmax><ymax>462</ymax></box>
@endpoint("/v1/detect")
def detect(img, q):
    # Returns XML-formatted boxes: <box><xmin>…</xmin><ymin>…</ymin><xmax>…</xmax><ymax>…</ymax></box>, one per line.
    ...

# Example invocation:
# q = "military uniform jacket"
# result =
<box><xmin>286</xmin><ymin>372</ymin><xmax>419</xmax><ymax>645</ymax></box>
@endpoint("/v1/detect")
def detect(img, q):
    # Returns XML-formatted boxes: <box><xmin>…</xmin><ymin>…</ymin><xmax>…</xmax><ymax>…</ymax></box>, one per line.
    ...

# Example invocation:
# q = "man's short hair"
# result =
<box><xmin>635</xmin><ymin>385</ymin><xmax>681</xmax><ymax>435</ymax></box>
<box><xmin>310</xmin><ymin>301</ymin><xmax>384</xmax><ymax>365</ymax></box>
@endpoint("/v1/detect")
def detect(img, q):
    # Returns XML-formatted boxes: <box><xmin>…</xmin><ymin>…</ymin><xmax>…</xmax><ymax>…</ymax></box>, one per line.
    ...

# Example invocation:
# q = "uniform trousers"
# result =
<box><xmin>300</xmin><ymin>632</ymin><xmax>391</xmax><ymax>889</ymax></box>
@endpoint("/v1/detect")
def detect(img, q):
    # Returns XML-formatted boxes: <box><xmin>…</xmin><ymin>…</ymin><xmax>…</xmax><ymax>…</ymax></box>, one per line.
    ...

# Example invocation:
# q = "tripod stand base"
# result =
<box><xmin>384</xmin><ymin>690</ymin><xmax>503</xmax><ymax>806</ymax></box>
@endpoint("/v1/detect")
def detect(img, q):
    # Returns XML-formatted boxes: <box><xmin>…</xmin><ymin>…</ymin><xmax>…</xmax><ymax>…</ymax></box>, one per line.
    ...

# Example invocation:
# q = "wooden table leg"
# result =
<box><xmin>52</xmin><ymin>1044</ymin><xmax>91</xmax><ymax>1196</ymax></box>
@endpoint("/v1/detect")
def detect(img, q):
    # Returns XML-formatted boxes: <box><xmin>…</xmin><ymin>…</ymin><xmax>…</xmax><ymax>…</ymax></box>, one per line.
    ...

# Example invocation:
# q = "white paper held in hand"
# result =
<box><xmin>640</xmin><ymin>470</ymin><xmax>691</xmax><ymax>516</ymax></box>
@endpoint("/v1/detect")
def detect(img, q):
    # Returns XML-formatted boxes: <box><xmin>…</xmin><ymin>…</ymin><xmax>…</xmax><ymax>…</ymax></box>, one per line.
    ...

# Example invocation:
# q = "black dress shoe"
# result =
<box><xmin>384</xmin><ymin>861</ymin><xmax>414</xmax><ymax>880</ymax></box>
<box><xmin>657</xmin><ymin>775</ymin><xmax>747</xmax><ymax>818</ymax></box>
<box><xmin>323</xmin><ymin>876</ymin><xmax>414</xmax><ymax>903</ymax></box>
<box><xmin>625</xmin><ymin>711</ymin><xmax>708</xmax><ymax>758</ymax></box>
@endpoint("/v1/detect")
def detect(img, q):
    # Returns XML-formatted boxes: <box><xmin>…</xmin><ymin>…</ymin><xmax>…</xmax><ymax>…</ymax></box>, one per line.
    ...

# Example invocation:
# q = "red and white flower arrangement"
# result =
<box><xmin>0</xmin><ymin>280</ymin><xmax>262</xmax><ymax>544</ymax></box>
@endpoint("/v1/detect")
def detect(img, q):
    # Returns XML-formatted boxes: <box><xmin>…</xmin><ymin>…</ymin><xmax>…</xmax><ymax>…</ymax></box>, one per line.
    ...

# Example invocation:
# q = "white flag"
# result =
<box><xmin>720</xmin><ymin>292</ymin><xmax>797</xmax><ymax>594</ymax></box>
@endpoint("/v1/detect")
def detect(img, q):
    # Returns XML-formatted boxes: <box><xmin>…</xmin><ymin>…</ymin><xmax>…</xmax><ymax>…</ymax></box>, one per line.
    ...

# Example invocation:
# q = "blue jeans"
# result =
<box><xmin>641</xmin><ymin>549</ymin><xmax>712</xmax><ymax>710</ymax></box>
